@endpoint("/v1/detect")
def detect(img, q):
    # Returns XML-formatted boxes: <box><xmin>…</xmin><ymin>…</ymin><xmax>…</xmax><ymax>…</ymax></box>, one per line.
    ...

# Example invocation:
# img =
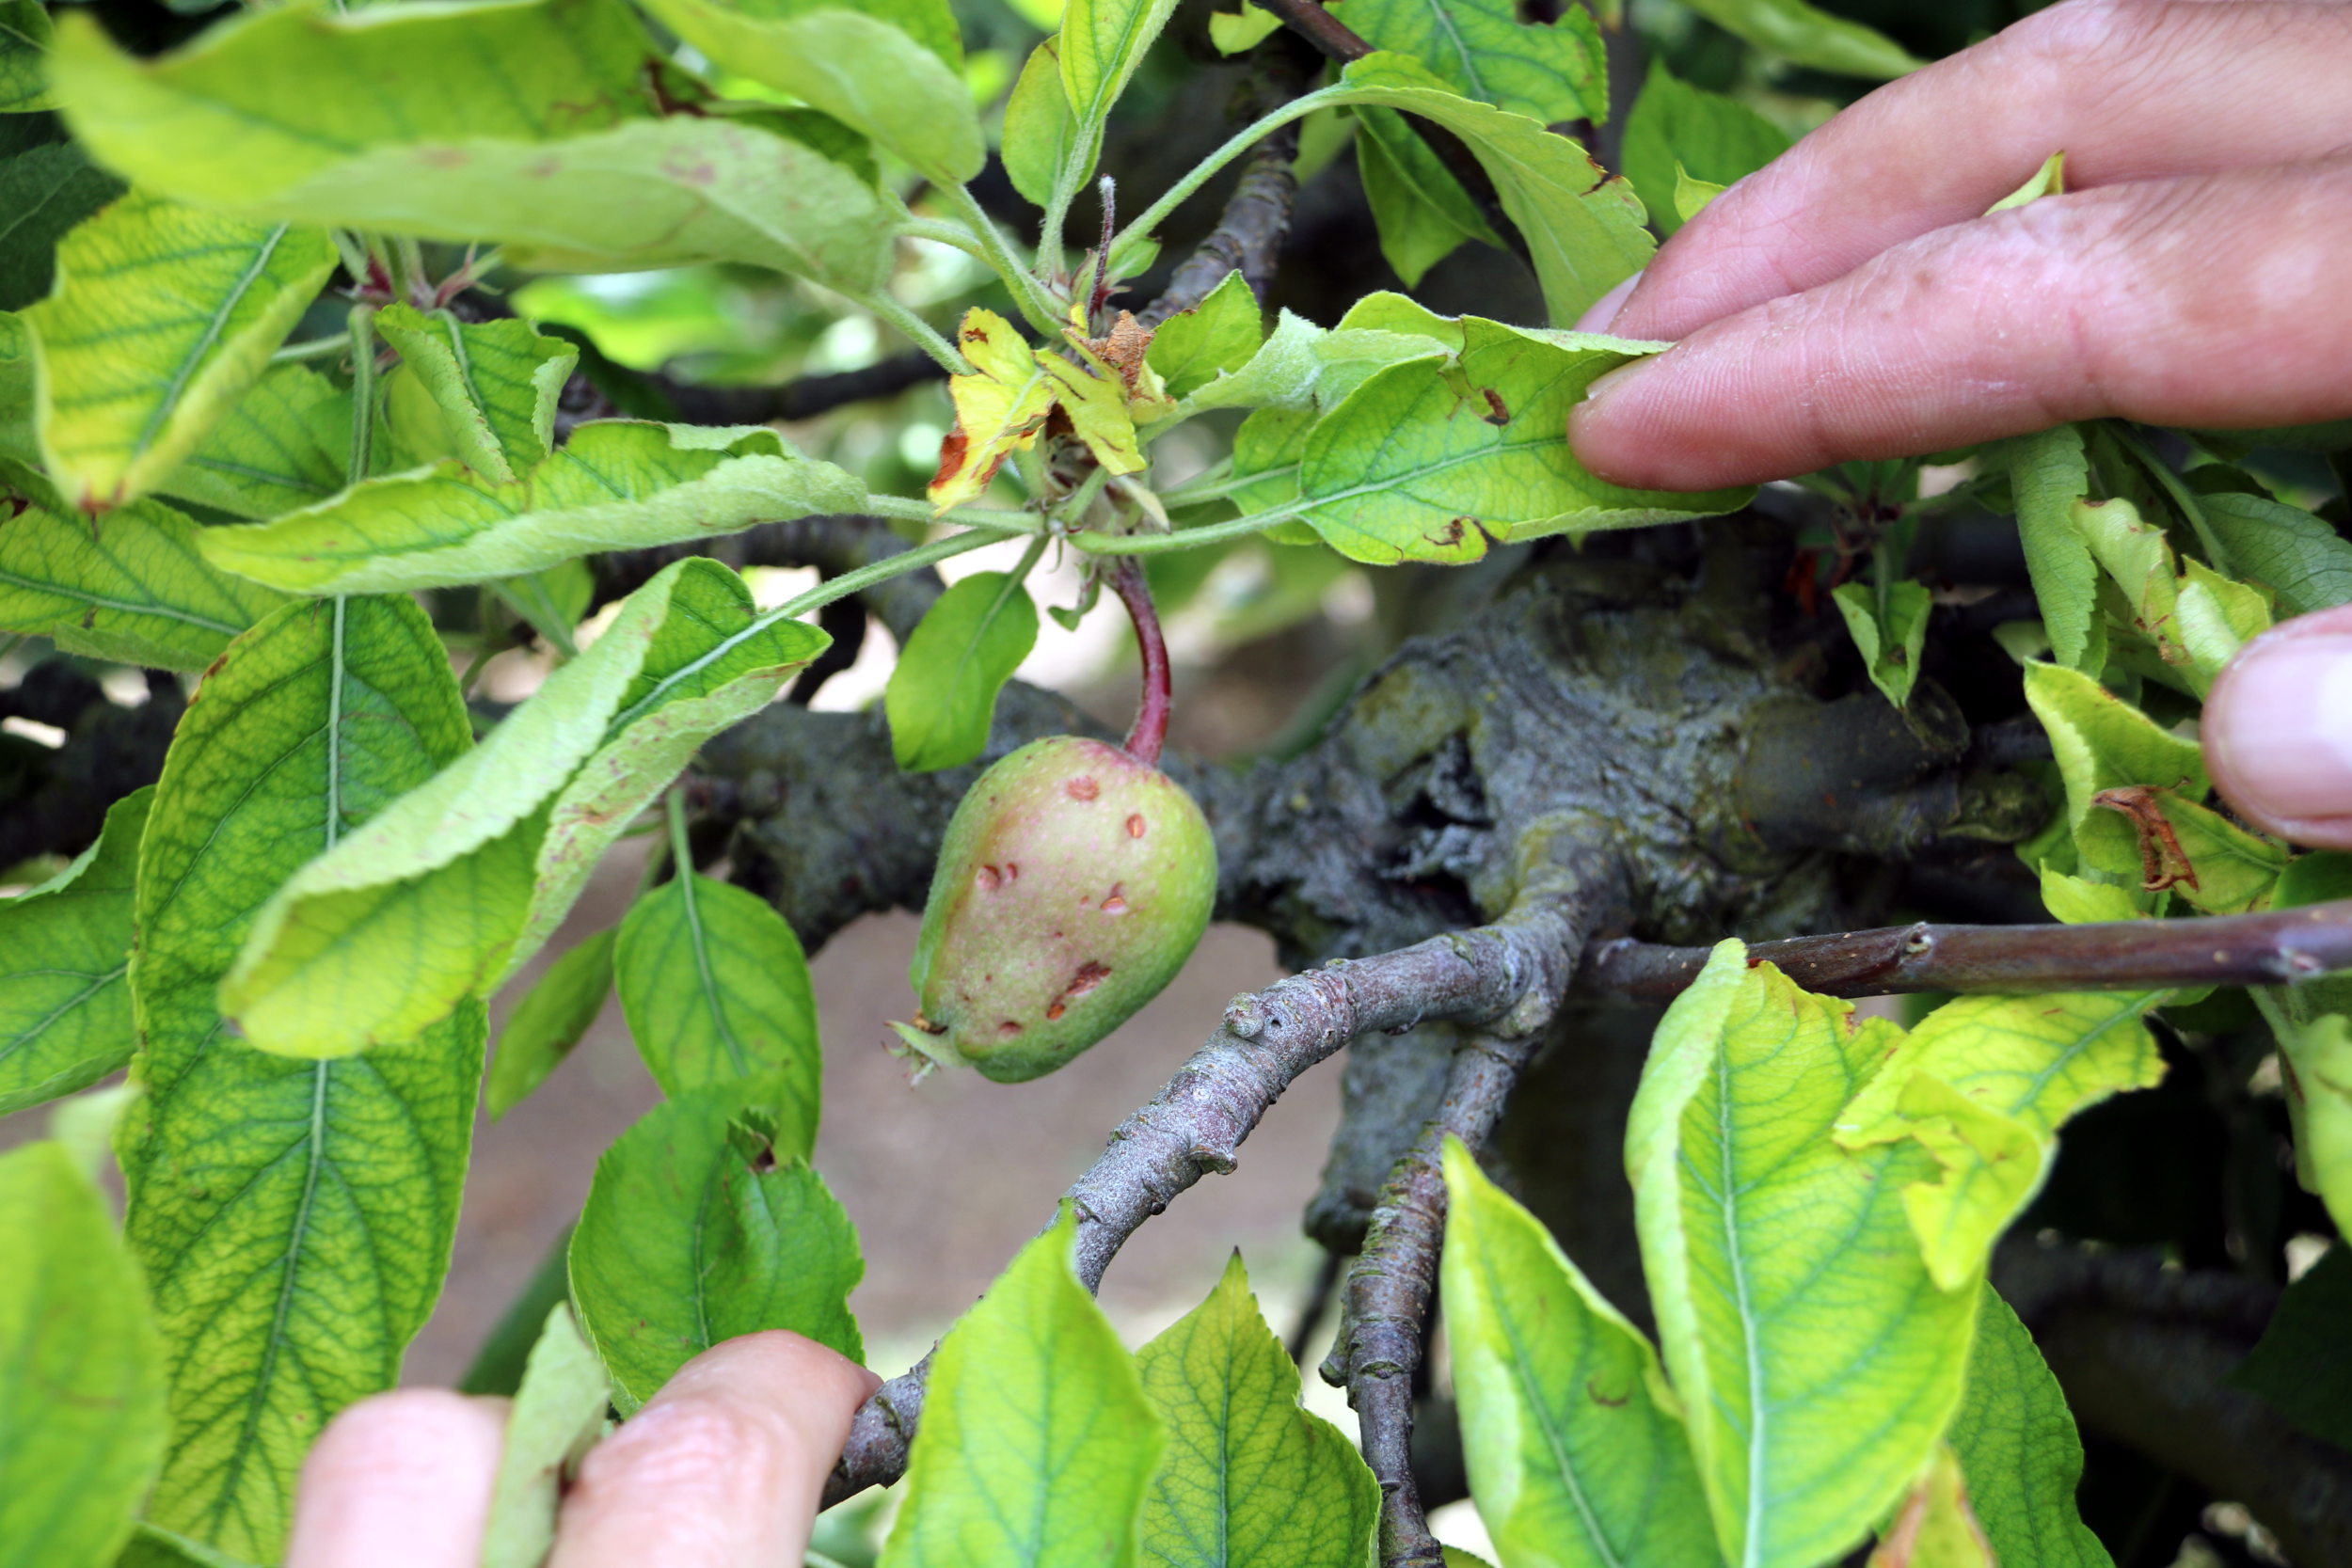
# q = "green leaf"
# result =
<box><xmin>1178</xmin><ymin>309</ymin><xmax>1453</xmax><ymax>420</ymax></box>
<box><xmin>124</xmin><ymin>594</ymin><xmax>484</xmax><ymax>1560</ymax></box>
<box><xmin>156</xmin><ymin>361</ymin><xmax>349</xmax><ymax>520</ymax></box>
<box><xmin>1948</xmin><ymin>1287</ymin><xmax>2111</xmax><ymax>1568</ymax></box>
<box><xmin>1209</xmin><ymin>8</ymin><xmax>1282</xmax><ymax>54</ymax></box>
<box><xmin>0</xmin><ymin>138</ymin><xmax>123</xmax><ymax>310</ymax></box>
<box><xmin>882</xmin><ymin>1204</ymin><xmax>1162</xmax><ymax>1568</ymax></box>
<box><xmin>1834</xmin><ymin>990</ymin><xmax>2165</xmax><ymax>1291</ymax></box>
<box><xmin>1058</xmin><ymin>0</ymin><xmax>1182</xmax><ymax>195</ymax></box>
<box><xmin>1135</xmin><ymin>1252</ymin><xmax>1378</xmax><ymax>1568</ymax></box>
<box><xmin>1334</xmin><ymin>0</ymin><xmax>1607</xmax><ymax>123</ymax></box>
<box><xmin>486</xmin><ymin>928</ymin><xmax>616</xmax><ymax>1121</ymax></box>
<box><xmin>1144</xmin><ymin>270</ymin><xmax>1264</xmax><ymax>403</ymax></box>
<box><xmin>48</xmin><ymin>2</ymin><xmax>897</xmax><ymax>293</ymax></box>
<box><xmin>0</xmin><ymin>1137</ymin><xmax>167</xmax><ymax>1568</ymax></box>
<box><xmin>614</xmin><ymin>871</ymin><xmax>820</xmax><ymax>1126</ymax></box>
<box><xmin>1674</xmin><ymin>166</ymin><xmax>1726</xmax><ymax>224</ymax></box>
<box><xmin>2021</xmin><ymin>661</ymin><xmax>2209</xmax><ymax>880</ymax></box>
<box><xmin>0</xmin><ymin>0</ymin><xmax>53</xmax><ymax>113</ymax></box>
<box><xmin>199</xmin><ymin>420</ymin><xmax>864</xmax><ymax>595</ymax></box>
<box><xmin>216</xmin><ymin>559</ymin><xmax>827</xmax><ymax>1061</ymax></box>
<box><xmin>1626</xmin><ymin>941</ymin><xmax>1979</xmax><ymax>1568</ymax></box>
<box><xmin>0</xmin><ymin>498</ymin><xmax>290</xmax><ymax>669</ymax></box>
<box><xmin>2005</xmin><ymin>426</ymin><xmax>2099</xmax><ymax>672</ymax></box>
<box><xmin>1439</xmin><ymin>1136</ymin><xmax>1720</xmax><ymax>1568</ymax></box>
<box><xmin>1869</xmin><ymin>1446</ymin><xmax>1994</xmax><ymax>1568</ymax></box>
<box><xmin>1004</xmin><ymin>39</ymin><xmax>1079</xmax><ymax>208</ymax></box>
<box><xmin>1292</xmin><ymin>318</ymin><xmax>1750</xmax><ymax>562</ymax></box>
<box><xmin>375</xmin><ymin>304</ymin><xmax>576</xmax><ymax>484</ymax></box>
<box><xmin>2231</xmin><ymin>1243</ymin><xmax>2352</xmax><ymax>1451</ymax></box>
<box><xmin>24</xmin><ymin>194</ymin><xmax>336</xmax><ymax>513</ymax></box>
<box><xmin>1832</xmin><ymin>578</ymin><xmax>1931</xmax><ymax>709</ymax></box>
<box><xmin>481</xmin><ymin>1304</ymin><xmax>612</xmax><ymax>1568</ymax></box>
<box><xmin>632</xmin><ymin>0</ymin><xmax>978</xmax><ymax>186</ymax></box>
<box><xmin>1677</xmin><ymin>0</ymin><xmax>1924</xmax><ymax>79</ymax></box>
<box><xmin>2199</xmin><ymin>490</ymin><xmax>2352</xmax><ymax>616</ymax></box>
<box><xmin>1986</xmin><ymin>150</ymin><xmax>2066</xmax><ymax>214</ymax></box>
<box><xmin>2037</xmin><ymin>865</ymin><xmax>2144</xmax><ymax>926</ymax></box>
<box><xmin>120</xmin><ymin>1523</ymin><xmax>267</xmax><ymax>1568</ymax></box>
<box><xmin>1330</xmin><ymin>54</ymin><xmax>1652</xmax><ymax>325</ymax></box>
<box><xmin>1621</xmin><ymin>63</ymin><xmax>1788</xmax><ymax>237</ymax></box>
<box><xmin>886</xmin><ymin>569</ymin><xmax>1041</xmax><ymax>771</ymax></box>
<box><xmin>569</xmin><ymin>1078</ymin><xmax>860</xmax><ymax>1414</ymax></box>
<box><xmin>1358</xmin><ymin>106</ymin><xmax>1506</xmax><ymax>286</ymax></box>
<box><xmin>2279</xmin><ymin>1013</ymin><xmax>2352</xmax><ymax>1238</ymax></box>
<box><xmin>0</xmin><ymin>784</ymin><xmax>147</xmax><ymax>1116</ymax></box>
<box><xmin>0</xmin><ymin>309</ymin><xmax>31</xmax><ymax>460</ymax></box>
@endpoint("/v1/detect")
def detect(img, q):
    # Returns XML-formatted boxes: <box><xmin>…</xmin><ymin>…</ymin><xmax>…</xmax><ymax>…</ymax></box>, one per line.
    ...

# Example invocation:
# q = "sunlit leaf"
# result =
<box><xmin>1440</xmin><ymin>1136</ymin><xmax>1719</xmax><ymax>1568</ymax></box>
<box><xmin>1628</xmin><ymin>941</ymin><xmax>1978</xmax><ymax>1568</ymax></box>
<box><xmin>1004</xmin><ymin>39</ymin><xmax>1078</xmax><ymax>208</ymax></box>
<box><xmin>199</xmin><ymin>421</ymin><xmax>864</xmax><ymax>594</ymax></box>
<box><xmin>125</xmin><ymin>594</ymin><xmax>483</xmax><ymax>1560</ymax></box>
<box><xmin>1335</xmin><ymin>0</ymin><xmax>1605</xmax><ymax>121</ymax></box>
<box><xmin>24</xmin><ymin>192</ymin><xmax>336</xmax><ymax>512</ymax></box>
<box><xmin>375</xmin><ymin>303</ymin><xmax>576</xmax><ymax>484</ymax></box>
<box><xmin>1143</xmin><ymin>270</ymin><xmax>1263</xmax><ymax>403</ymax></box>
<box><xmin>930</xmin><ymin>308</ymin><xmax>1054</xmax><ymax>510</ymax></box>
<box><xmin>0</xmin><ymin>495</ymin><xmax>290</xmax><ymax>669</ymax></box>
<box><xmin>882</xmin><ymin>1205</ymin><xmax>1161</xmax><ymax>1568</ymax></box>
<box><xmin>1621</xmin><ymin>62</ymin><xmax>1787</xmax><ymax>236</ymax></box>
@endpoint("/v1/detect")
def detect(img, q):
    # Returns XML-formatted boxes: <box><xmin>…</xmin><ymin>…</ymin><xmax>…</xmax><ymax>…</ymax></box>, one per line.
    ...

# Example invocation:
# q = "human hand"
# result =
<box><xmin>1565</xmin><ymin>0</ymin><xmax>2352</xmax><ymax>491</ymax></box>
<box><xmin>283</xmin><ymin>1331</ymin><xmax>879</xmax><ymax>1568</ymax></box>
<box><xmin>2204</xmin><ymin>604</ymin><xmax>2352</xmax><ymax>849</ymax></box>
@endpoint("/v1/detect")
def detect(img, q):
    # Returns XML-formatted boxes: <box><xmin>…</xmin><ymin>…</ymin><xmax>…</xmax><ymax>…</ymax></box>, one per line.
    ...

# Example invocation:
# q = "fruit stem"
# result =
<box><xmin>1109</xmin><ymin>556</ymin><xmax>1171</xmax><ymax>765</ymax></box>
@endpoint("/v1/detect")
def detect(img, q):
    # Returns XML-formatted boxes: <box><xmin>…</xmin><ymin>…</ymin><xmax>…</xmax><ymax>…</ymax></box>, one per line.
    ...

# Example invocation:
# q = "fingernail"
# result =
<box><xmin>1574</xmin><ymin>271</ymin><xmax>1644</xmax><ymax>334</ymax></box>
<box><xmin>2206</xmin><ymin>634</ymin><xmax>2352</xmax><ymax>823</ymax></box>
<box><xmin>1577</xmin><ymin>352</ymin><xmax>1663</xmax><ymax>414</ymax></box>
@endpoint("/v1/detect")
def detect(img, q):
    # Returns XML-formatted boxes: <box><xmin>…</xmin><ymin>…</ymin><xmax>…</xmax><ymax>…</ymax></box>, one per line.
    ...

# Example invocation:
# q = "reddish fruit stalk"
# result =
<box><xmin>1109</xmin><ymin>556</ymin><xmax>1171</xmax><ymax>766</ymax></box>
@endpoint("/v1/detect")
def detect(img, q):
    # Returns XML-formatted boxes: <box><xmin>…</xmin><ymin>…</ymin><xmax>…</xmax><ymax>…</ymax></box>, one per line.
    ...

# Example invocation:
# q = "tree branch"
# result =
<box><xmin>1137</xmin><ymin>40</ymin><xmax>1311</xmax><ymax>327</ymax></box>
<box><xmin>823</xmin><ymin>891</ymin><xmax>1597</xmax><ymax>1507</ymax></box>
<box><xmin>1323</xmin><ymin>1031</ymin><xmax>1545</xmax><ymax>1568</ymax></box>
<box><xmin>1581</xmin><ymin>897</ymin><xmax>2352</xmax><ymax>1000</ymax></box>
<box><xmin>655</xmin><ymin>349</ymin><xmax>948</xmax><ymax>427</ymax></box>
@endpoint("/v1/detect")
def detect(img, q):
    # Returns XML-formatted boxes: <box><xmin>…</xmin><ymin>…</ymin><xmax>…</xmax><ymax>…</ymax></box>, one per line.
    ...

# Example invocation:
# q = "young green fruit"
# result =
<box><xmin>895</xmin><ymin>736</ymin><xmax>1216</xmax><ymax>1083</ymax></box>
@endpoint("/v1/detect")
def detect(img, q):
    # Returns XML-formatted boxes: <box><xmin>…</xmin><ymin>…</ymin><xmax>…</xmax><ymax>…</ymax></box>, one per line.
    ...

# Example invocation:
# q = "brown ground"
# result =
<box><xmin>406</xmin><ymin>837</ymin><xmax>1337</xmax><ymax>1385</ymax></box>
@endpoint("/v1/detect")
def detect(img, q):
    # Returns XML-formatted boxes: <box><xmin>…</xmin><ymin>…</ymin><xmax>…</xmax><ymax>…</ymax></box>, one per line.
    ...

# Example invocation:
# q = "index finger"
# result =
<box><xmin>1613</xmin><ymin>0</ymin><xmax>2352</xmax><ymax>341</ymax></box>
<box><xmin>548</xmin><ymin>1332</ymin><xmax>881</xmax><ymax>1568</ymax></box>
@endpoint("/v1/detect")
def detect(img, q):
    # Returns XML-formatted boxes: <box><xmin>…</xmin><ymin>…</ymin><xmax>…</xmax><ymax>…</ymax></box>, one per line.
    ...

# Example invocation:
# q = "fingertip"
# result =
<box><xmin>2204</xmin><ymin>615</ymin><xmax>2352</xmax><ymax>847</ymax></box>
<box><xmin>286</xmin><ymin>1390</ymin><xmax>509</xmax><ymax>1568</ymax></box>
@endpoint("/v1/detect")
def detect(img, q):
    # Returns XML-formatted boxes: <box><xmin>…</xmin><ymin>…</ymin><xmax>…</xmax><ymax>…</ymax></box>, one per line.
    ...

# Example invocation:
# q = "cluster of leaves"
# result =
<box><xmin>1</xmin><ymin>0</ymin><xmax>2350</xmax><ymax>1564</ymax></box>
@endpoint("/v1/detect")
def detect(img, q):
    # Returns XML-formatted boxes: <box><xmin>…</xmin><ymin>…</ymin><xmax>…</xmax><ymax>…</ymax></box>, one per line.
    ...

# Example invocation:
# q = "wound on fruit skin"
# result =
<box><xmin>1127</xmin><ymin>814</ymin><xmax>1146</xmax><ymax>837</ymax></box>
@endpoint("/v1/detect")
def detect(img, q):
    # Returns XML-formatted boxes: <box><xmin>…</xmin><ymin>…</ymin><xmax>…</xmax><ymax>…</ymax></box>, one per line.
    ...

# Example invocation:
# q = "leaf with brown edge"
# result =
<box><xmin>2090</xmin><ymin>784</ymin><xmax>2197</xmax><ymax>893</ymax></box>
<box><xmin>929</xmin><ymin>308</ymin><xmax>1053</xmax><ymax>511</ymax></box>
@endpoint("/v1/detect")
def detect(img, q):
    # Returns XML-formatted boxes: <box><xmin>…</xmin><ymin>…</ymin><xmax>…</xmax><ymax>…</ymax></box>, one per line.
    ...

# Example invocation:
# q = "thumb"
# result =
<box><xmin>2206</xmin><ymin>605</ymin><xmax>2352</xmax><ymax>851</ymax></box>
<box><xmin>1567</xmin><ymin>158</ymin><xmax>2352</xmax><ymax>491</ymax></box>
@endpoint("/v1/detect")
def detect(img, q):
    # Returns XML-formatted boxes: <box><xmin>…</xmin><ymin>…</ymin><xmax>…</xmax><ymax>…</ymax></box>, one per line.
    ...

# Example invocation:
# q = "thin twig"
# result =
<box><xmin>822</xmin><ymin>896</ymin><xmax>1592</xmax><ymax>1506</ymax></box>
<box><xmin>1579</xmin><ymin>898</ymin><xmax>2352</xmax><ymax>1000</ymax></box>
<box><xmin>1323</xmin><ymin>1032</ymin><xmax>1543</xmax><ymax>1568</ymax></box>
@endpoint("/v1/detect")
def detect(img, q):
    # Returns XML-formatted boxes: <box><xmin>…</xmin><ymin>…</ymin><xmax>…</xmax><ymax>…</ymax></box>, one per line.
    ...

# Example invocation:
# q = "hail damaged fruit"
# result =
<box><xmin>894</xmin><ymin>736</ymin><xmax>1216</xmax><ymax>1083</ymax></box>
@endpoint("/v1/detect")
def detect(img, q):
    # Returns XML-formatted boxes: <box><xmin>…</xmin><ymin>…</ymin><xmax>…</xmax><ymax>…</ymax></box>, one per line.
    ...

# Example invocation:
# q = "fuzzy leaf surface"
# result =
<box><xmin>1835</xmin><ymin>991</ymin><xmax>2165</xmax><ymax>1290</ymax></box>
<box><xmin>486</xmin><ymin>928</ymin><xmax>615</xmax><ymax>1121</ymax></box>
<box><xmin>1832</xmin><ymin>578</ymin><xmax>1931</xmax><ymax>709</ymax></box>
<box><xmin>24</xmin><ymin>193</ymin><xmax>334</xmax><ymax>511</ymax></box>
<box><xmin>882</xmin><ymin>1205</ymin><xmax>1162</xmax><ymax>1568</ymax></box>
<box><xmin>570</xmin><ymin>1079</ymin><xmax>857</xmax><ymax>1413</ymax></box>
<box><xmin>614</xmin><ymin>871</ymin><xmax>819</xmax><ymax>1126</ymax></box>
<box><xmin>375</xmin><ymin>304</ymin><xmax>575</xmax><ymax>484</ymax></box>
<box><xmin>2006</xmin><ymin>426</ymin><xmax>2100</xmax><ymax>672</ymax></box>
<box><xmin>1144</xmin><ymin>270</ymin><xmax>1264</xmax><ymax>402</ymax></box>
<box><xmin>1440</xmin><ymin>1137</ymin><xmax>1720</xmax><ymax>1568</ymax></box>
<box><xmin>199</xmin><ymin>421</ymin><xmax>863</xmax><ymax>594</ymax></box>
<box><xmin>157</xmin><ymin>361</ymin><xmax>349</xmax><ymax>520</ymax></box>
<box><xmin>49</xmin><ymin>0</ymin><xmax>896</xmax><ymax>291</ymax></box>
<box><xmin>1947</xmin><ymin>1288</ymin><xmax>2110</xmax><ymax>1568</ymax></box>
<box><xmin>0</xmin><ymin>785</ymin><xmax>147</xmax><ymax>1116</ymax></box>
<box><xmin>2199</xmin><ymin>490</ymin><xmax>2352</xmax><ymax>616</ymax></box>
<box><xmin>0</xmin><ymin>497</ymin><xmax>289</xmax><ymax>668</ymax></box>
<box><xmin>886</xmin><ymin>569</ymin><xmax>1041</xmax><ymax>771</ymax></box>
<box><xmin>1295</xmin><ymin>318</ymin><xmax>1748</xmax><ymax>562</ymax></box>
<box><xmin>1136</xmin><ymin>1252</ymin><xmax>1378</xmax><ymax>1568</ymax></box>
<box><xmin>1627</xmin><ymin>942</ymin><xmax>1979</xmax><ymax>1568</ymax></box>
<box><xmin>123</xmin><ymin>594</ymin><xmax>483</xmax><ymax>1560</ymax></box>
<box><xmin>0</xmin><ymin>1137</ymin><xmax>167</xmax><ymax>1568</ymax></box>
<box><xmin>217</xmin><ymin>560</ymin><xmax>826</xmax><ymax>1060</ymax></box>
<box><xmin>1059</xmin><ymin>0</ymin><xmax>1181</xmax><ymax>192</ymax></box>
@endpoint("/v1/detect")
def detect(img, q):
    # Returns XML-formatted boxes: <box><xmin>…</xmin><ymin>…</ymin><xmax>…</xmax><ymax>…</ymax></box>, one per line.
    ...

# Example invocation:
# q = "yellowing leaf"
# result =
<box><xmin>1867</xmin><ymin>1447</ymin><xmax>1994</xmax><ymax>1568</ymax></box>
<box><xmin>1041</xmin><ymin>345</ymin><xmax>1145</xmax><ymax>475</ymax></box>
<box><xmin>1836</xmin><ymin>990</ymin><xmax>2164</xmax><ymax>1290</ymax></box>
<box><xmin>1986</xmin><ymin>151</ymin><xmax>2065</xmax><ymax>215</ymax></box>
<box><xmin>930</xmin><ymin>308</ymin><xmax>1053</xmax><ymax>510</ymax></box>
<box><xmin>2280</xmin><ymin>1013</ymin><xmax>2352</xmax><ymax>1238</ymax></box>
<box><xmin>24</xmin><ymin>193</ymin><xmax>336</xmax><ymax>512</ymax></box>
